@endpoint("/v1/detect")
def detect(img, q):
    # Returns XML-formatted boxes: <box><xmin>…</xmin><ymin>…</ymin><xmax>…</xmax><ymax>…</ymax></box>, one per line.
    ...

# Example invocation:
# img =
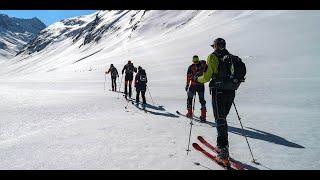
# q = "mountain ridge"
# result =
<box><xmin>0</xmin><ymin>13</ymin><xmax>46</xmax><ymax>58</ymax></box>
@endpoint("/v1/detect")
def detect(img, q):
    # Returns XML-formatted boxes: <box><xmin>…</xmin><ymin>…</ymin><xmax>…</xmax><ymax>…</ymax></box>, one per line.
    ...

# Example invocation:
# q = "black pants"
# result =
<box><xmin>124</xmin><ymin>81</ymin><xmax>132</xmax><ymax>97</ymax></box>
<box><xmin>136</xmin><ymin>90</ymin><xmax>146</xmax><ymax>104</ymax></box>
<box><xmin>124</xmin><ymin>73</ymin><xmax>133</xmax><ymax>97</ymax></box>
<box><xmin>187</xmin><ymin>85</ymin><xmax>206</xmax><ymax>110</ymax></box>
<box><xmin>111</xmin><ymin>77</ymin><xmax>117</xmax><ymax>91</ymax></box>
<box><xmin>211</xmin><ymin>88</ymin><xmax>235</xmax><ymax>148</ymax></box>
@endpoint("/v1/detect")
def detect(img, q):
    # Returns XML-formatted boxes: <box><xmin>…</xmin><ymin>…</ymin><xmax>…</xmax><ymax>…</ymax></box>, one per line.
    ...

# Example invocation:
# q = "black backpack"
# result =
<box><xmin>139</xmin><ymin>71</ymin><xmax>147</xmax><ymax>85</ymax></box>
<box><xmin>126</xmin><ymin>64</ymin><xmax>134</xmax><ymax>74</ymax></box>
<box><xmin>111</xmin><ymin>68</ymin><xmax>117</xmax><ymax>77</ymax></box>
<box><xmin>211</xmin><ymin>53</ymin><xmax>246</xmax><ymax>90</ymax></box>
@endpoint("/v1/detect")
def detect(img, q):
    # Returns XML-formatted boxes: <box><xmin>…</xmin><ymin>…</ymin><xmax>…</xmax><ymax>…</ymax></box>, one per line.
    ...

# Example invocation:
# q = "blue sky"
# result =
<box><xmin>0</xmin><ymin>10</ymin><xmax>97</xmax><ymax>26</ymax></box>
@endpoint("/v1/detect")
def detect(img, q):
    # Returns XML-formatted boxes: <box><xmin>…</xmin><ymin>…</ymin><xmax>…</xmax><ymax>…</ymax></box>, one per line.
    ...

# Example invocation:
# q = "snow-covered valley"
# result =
<box><xmin>0</xmin><ymin>10</ymin><xmax>319</xmax><ymax>169</ymax></box>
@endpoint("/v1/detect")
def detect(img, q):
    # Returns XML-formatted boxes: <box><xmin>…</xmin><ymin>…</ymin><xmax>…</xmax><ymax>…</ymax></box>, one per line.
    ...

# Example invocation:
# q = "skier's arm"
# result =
<box><xmin>197</xmin><ymin>54</ymin><xmax>219</xmax><ymax>84</ymax></box>
<box><xmin>106</xmin><ymin>68</ymin><xmax>110</xmax><ymax>74</ymax></box>
<box><xmin>122</xmin><ymin>65</ymin><xmax>126</xmax><ymax>74</ymax></box>
<box><xmin>186</xmin><ymin>66</ymin><xmax>192</xmax><ymax>86</ymax></box>
<box><xmin>115</xmin><ymin>68</ymin><xmax>119</xmax><ymax>76</ymax></box>
<box><xmin>134</xmin><ymin>73</ymin><xmax>139</xmax><ymax>87</ymax></box>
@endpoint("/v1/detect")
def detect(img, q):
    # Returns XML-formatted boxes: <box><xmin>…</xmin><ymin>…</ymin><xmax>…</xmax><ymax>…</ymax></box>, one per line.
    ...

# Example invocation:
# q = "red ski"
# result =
<box><xmin>192</xmin><ymin>143</ymin><xmax>235</xmax><ymax>170</ymax></box>
<box><xmin>197</xmin><ymin>136</ymin><xmax>245</xmax><ymax>170</ymax></box>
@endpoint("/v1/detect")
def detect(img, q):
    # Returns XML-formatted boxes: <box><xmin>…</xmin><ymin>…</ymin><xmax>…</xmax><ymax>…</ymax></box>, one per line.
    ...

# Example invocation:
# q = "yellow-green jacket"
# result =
<box><xmin>196</xmin><ymin>53</ymin><xmax>219</xmax><ymax>84</ymax></box>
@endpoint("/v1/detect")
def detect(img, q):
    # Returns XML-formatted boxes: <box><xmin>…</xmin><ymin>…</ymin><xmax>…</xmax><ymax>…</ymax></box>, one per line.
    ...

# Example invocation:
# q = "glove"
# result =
<box><xmin>185</xmin><ymin>85</ymin><xmax>189</xmax><ymax>92</ymax></box>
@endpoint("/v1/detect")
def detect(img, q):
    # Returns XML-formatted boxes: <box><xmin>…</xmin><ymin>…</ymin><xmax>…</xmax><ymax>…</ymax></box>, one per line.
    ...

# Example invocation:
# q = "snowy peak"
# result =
<box><xmin>18</xmin><ymin>11</ymin><xmax>100</xmax><ymax>55</ymax></box>
<box><xmin>18</xmin><ymin>10</ymin><xmax>205</xmax><ymax>56</ymax></box>
<box><xmin>0</xmin><ymin>14</ymin><xmax>45</xmax><ymax>34</ymax></box>
<box><xmin>0</xmin><ymin>14</ymin><xmax>46</xmax><ymax>58</ymax></box>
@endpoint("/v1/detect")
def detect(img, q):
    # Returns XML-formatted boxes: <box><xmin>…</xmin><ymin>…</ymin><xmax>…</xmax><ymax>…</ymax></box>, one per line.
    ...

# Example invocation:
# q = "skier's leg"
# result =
<box><xmin>224</xmin><ymin>90</ymin><xmax>235</xmax><ymax>116</ymax></box>
<box><xmin>212</xmin><ymin>89</ymin><xmax>230</xmax><ymax>164</ymax></box>
<box><xmin>111</xmin><ymin>77</ymin><xmax>115</xmax><ymax>91</ymax></box>
<box><xmin>212</xmin><ymin>89</ymin><xmax>228</xmax><ymax>149</ymax></box>
<box><xmin>136</xmin><ymin>90</ymin><xmax>140</xmax><ymax>104</ymax></box>
<box><xmin>114</xmin><ymin>78</ymin><xmax>117</xmax><ymax>91</ymax></box>
<box><xmin>186</xmin><ymin>86</ymin><xmax>195</xmax><ymax>117</ymax></box>
<box><xmin>198</xmin><ymin>86</ymin><xmax>206</xmax><ymax>121</ymax></box>
<box><xmin>129</xmin><ymin>80</ymin><xmax>132</xmax><ymax>98</ymax></box>
<box><xmin>187</xmin><ymin>85</ymin><xmax>196</xmax><ymax>108</ymax></box>
<box><xmin>142</xmin><ymin>90</ymin><xmax>146</xmax><ymax>104</ymax></box>
<box><xmin>124</xmin><ymin>80</ymin><xmax>128</xmax><ymax>97</ymax></box>
<box><xmin>197</xmin><ymin>86</ymin><xmax>206</xmax><ymax>109</ymax></box>
<box><xmin>141</xmin><ymin>90</ymin><xmax>146</xmax><ymax>109</ymax></box>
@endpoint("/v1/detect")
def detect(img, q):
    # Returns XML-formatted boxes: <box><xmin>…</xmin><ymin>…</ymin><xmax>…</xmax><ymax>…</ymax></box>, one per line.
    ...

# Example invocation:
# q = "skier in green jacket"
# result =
<box><xmin>194</xmin><ymin>38</ymin><xmax>234</xmax><ymax>166</ymax></box>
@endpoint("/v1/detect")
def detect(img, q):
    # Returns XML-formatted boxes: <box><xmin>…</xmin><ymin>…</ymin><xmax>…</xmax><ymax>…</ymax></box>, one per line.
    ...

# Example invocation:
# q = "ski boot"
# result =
<box><xmin>200</xmin><ymin>108</ymin><xmax>206</xmax><ymax>122</ymax></box>
<box><xmin>142</xmin><ymin>103</ymin><xmax>146</xmax><ymax>110</ymax></box>
<box><xmin>186</xmin><ymin>108</ymin><xmax>193</xmax><ymax>118</ymax></box>
<box><xmin>216</xmin><ymin>146</ymin><xmax>230</xmax><ymax>167</ymax></box>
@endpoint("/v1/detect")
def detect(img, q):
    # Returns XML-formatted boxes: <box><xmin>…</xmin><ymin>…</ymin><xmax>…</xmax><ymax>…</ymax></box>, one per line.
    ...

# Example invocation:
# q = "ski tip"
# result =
<box><xmin>192</xmin><ymin>143</ymin><xmax>201</xmax><ymax>150</ymax></box>
<box><xmin>176</xmin><ymin>111</ymin><xmax>180</xmax><ymax>114</ymax></box>
<box><xmin>197</xmin><ymin>136</ymin><xmax>205</xmax><ymax>142</ymax></box>
<box><xmin>194</xmin><ymin>162</ymin><xmax>201</xmax><ymax>166</ymax></box>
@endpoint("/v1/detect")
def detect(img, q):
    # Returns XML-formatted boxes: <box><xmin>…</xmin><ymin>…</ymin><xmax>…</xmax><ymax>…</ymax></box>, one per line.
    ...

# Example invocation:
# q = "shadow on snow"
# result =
<box><xmin>192</xmin><ymin>119</ymin><xmax>304</xmax><ymax>149</ymax></box>
<box><xmin>133</xmin><ymin>102</ymin><xmax>179</xmax><ymax>118</ymax></box>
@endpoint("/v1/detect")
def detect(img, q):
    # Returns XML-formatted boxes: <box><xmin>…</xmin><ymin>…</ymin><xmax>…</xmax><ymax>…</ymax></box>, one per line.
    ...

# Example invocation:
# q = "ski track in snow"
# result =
<box><xmin>0</xmin><ymin>10</ymin><xmax>320</xmax><ymax>170</ymax></box>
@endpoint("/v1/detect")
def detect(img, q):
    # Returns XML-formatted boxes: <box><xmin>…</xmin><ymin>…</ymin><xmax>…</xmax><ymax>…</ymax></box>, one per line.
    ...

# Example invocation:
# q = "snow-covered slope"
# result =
<box><xmin>0</xmin><ymin>10</ymin><xmax>319</xmax><ymax>170</ymax></box>
<box><xmin>0</xmin><ymin>14</ymin><xmax>46</xmax><ymax>59</ymax></box>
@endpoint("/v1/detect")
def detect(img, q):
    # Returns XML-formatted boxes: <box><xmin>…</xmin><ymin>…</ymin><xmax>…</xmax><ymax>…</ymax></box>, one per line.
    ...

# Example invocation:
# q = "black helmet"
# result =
<box><xmin>110</xmin><ymin>64</ymin><xmax>114</xmax><ymax>67</ymax></box>
<box><xmin>138</xmin><ymin>66</ymin><xmax>142</xmax><ymax>71</ymax></box>
<box><xmin>211</xmin><ymin>38</ymin><xmax>226</xmax><ymax>49</ymax></box>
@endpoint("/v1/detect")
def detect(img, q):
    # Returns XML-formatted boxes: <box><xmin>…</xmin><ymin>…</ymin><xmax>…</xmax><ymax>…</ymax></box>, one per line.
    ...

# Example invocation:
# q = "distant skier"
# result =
<box><xmin>106</xmin><ymin>64</ymin><xmax>119</xmax><ymax>91</ymax></box>
<box><xmin>185</xmin><ymin>55</ymin><xmax>207</xmax><ymax>122</ymax></box>
<box><xmin>122</xmin><ymin>60</ymin><xmax>137</xmax><ymax>99</ymax></box>
<box><xmin>134</xmin><ymin>66</ymin><xmax>148</xmax><ymax>109</ymax></box>
<box><xmin>194</xmin><ymin>38</ymin><xmax>246</xmax><ymax>166</ymax></box>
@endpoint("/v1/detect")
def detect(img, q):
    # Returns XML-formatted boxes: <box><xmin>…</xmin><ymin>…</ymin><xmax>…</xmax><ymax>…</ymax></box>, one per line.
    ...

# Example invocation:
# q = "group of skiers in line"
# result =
<box><xmin>106</xmin><ymin>60</ymin><xmax>148</xmax><ymax>108</ymax></box>
<box><xmin>105</xmin><ymin>38</ymin><xmax>246</xmax><ymax>167</ymax></box>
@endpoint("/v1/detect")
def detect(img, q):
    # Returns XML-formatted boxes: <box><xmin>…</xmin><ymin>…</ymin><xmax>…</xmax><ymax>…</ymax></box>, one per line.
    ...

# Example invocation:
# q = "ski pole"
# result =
<box><xmin>104</xmin><ymin>73</ymin><xmax>106</xmax><ymax>92</ymax></box>
<box><xmin>233</xmin><ymin>101</ymin><xmax>259</xmax><ymax>164</ymax></box>
<box><xmin>146</xmin><ymin>85</ymin><xmax>155</xmax><ymax>105</ymax></box>
<box><xmin>117</xmin><ymin>74</ymin><xmax>124</xmax><ymax>99</ymax></box>
<box><xmin>186</xmin><ymin>92</ymin><xmax>196</xmax><ymax>155</ymax></box>
<box><xmin>125</xmin><ymin>98</ymin><xmax>130</xmax><ymax>109</ymax></box>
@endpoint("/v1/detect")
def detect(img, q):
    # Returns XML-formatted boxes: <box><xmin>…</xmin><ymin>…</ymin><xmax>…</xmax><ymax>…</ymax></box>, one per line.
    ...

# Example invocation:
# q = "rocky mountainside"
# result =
<box><xmin>0</xmin><ymin>14</ymin><xmax>46</xmax><ymax>58</ymax></box>
<box><xmin>16</xmin><ymin>10</ymin><xmax>201</xmax><ymax>55</ymax></box>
